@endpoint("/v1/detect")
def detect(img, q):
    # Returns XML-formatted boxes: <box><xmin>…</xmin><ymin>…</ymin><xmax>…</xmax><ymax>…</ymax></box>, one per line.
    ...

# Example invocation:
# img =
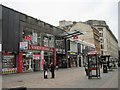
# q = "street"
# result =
<box><xmin>2</xmin><ymin>67</ymin><xmax>118</xmax><ymax>89</ymax></box>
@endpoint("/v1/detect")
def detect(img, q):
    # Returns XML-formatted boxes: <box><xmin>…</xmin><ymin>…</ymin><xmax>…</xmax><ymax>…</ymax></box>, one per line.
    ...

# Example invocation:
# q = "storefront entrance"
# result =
<box><xmin>57</xmin><ymin>54</ymin><xmax>66</xmax><ymax>68</ymax></box>
<box><xmin>68</xmin><ymin>52</ymin><xmax>77</xmax><ymax>68</ymax></box>
<box><xmin>22</xmin><ymin>51</ymin><xmax>41</xmax><ymax>72</ymax></box>
<box><xmin>18</xmin><ymin>45</ymin><xmax>56</xmax><ymax>73</ymax></box>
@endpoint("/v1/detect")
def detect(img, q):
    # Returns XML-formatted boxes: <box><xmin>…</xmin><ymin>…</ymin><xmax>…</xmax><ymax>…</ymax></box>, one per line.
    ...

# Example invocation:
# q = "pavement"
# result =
<box><xmin>1</xmin><ymin>67</ymin><xmax>119</xmax><ymax>89</ymax></box>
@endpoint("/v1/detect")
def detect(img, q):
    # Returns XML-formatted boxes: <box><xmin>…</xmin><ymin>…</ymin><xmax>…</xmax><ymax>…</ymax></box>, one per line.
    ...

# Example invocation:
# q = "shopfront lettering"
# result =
<box><xmin>24</xmin><ymin>36</ymin><xmax>32</xmax><ymax>40</ymax></box>
<box><xmin>29</xmin><ymin>45</ymin><xmax>54</xmax><ymax>52</ymax></box>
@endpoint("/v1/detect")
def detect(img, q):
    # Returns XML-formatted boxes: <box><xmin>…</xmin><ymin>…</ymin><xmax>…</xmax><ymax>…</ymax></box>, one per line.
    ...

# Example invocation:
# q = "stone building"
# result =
<box><xmin>59</xmin><ymin>20</ymin><xmax>99</xmax><ymax>66</ymax></box>
<box><xmin>59</xmin><ymin>20</ymin><xmax>100</xmax><ymax>54</ymax></box>
<box><xmin>86</xmin><ymin>20</ymin><xmax>118</xmax><ymax>61</ymax></box>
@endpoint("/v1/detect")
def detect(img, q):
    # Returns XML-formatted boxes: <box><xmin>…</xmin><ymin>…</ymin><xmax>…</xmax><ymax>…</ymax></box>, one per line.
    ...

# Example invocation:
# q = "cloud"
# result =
<box><xmin>0</xmin><ymin>0</ymin><xmax>118</xmax><ymax>39</ymax></box>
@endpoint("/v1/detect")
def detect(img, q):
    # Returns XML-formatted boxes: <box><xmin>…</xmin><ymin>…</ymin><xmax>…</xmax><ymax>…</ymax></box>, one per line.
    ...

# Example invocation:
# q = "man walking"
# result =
<box><xmin>43</xmin><ymin>61</ymin><xmax>48</xmax><ymax>79</ymax></box>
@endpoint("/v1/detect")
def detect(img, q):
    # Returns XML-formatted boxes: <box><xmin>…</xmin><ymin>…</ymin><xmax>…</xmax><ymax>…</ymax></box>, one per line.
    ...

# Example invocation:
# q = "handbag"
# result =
<box><xmin>45</xmin><ymin>71</ymin><xmax>48</xmax><ymax>76</ymax></box>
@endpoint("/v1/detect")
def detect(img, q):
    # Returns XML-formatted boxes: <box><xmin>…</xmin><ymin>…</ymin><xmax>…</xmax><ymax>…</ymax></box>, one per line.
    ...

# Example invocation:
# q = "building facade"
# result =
<box><xmin>59</xmin><ymin>20</ymin><xmax>97</xmax><ymax>67</ymax></box>
<box><xmin>59</xmin><ymin>20</ymin><xmax>100</xmax><ymax>54</ymax></box>
<box><xmin>0</xmin><ymin>5</ymin><xmax>66</xmax><ymax>74</ymax></box>
<box><xmin>86</xmin><ymin>20</ymin><xmax>118</xmax><ymax>61</ymax></box>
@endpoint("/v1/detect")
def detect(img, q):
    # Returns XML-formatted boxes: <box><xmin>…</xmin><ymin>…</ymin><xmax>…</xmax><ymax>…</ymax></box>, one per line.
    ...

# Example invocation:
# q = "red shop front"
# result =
<box><xmin>18</xmin><ymin>45</ymin><xmax>56</xmax><ymax>73</ymax></box>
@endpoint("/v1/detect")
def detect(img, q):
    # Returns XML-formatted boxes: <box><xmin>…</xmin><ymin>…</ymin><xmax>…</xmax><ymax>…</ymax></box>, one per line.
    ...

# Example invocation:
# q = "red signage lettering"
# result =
<box><xmin>29</xmin><ymin>45</ymin><xmax>54</xmax><ymax>52</ymax></box>
<box><xmin>24</xmin><ymin>36</ymin><xmax>32</xmax><ymax>40</ymax></box>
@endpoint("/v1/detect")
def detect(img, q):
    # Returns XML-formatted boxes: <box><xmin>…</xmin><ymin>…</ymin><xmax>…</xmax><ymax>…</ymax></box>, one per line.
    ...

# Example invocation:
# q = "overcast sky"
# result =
<box><xmin>0</xmin><ymin>0</ymin><xmax>119</xmax><ymax>40</ymax></box>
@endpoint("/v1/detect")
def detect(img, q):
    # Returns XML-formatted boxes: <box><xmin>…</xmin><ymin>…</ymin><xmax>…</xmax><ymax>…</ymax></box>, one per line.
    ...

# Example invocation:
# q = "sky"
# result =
<box><xmin>0</xmin><ymin>0</ymin><xmax>119</xmax><ymax>40</ymax></box>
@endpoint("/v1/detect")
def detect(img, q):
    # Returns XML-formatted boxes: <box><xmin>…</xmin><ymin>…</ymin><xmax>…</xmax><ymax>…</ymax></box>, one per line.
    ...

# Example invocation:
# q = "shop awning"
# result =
<box><xmin>59</xmin><ymin>30</ymin><xmax>85</xmax><ymax>39</ymax></box>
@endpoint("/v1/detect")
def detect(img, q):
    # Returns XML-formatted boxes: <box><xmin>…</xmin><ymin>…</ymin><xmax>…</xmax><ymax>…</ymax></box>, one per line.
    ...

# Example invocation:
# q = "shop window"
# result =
<box><xmin>49</xmin><ymin>35</ymin><xmax>54</xmax><ymax>48</ymax></box>
<box><xmin>37</xmin><ymin>33</ymin><xmax>41</xmax><ymax>46</ymax></box>
<box><xmin>43</xmin><ymin>33</ymin><xmax>54</xmax><ymax>47</ymax></box>
<box><xmin>23</xmin><ymin>27</ymin><xmax>41</xmax><ymax>46</ymax></box>
<box><xmin>32</xmin><ymin>32</ymin><xmax>38</xmax><ymax>45</ymax></box>
<box><xmin>55</xmin><ymin>39</ymin><xmax>64</xmax><ymax>49</ymax></box>
<box><xmin>43</xmin><ymin>36</ymin><xmax>49</xmax><ymax>47</ymax></box>
<box><xmin>22</xmin><ymin>30</ymin><xmax>32</xmax><ymax>44</ymax></box>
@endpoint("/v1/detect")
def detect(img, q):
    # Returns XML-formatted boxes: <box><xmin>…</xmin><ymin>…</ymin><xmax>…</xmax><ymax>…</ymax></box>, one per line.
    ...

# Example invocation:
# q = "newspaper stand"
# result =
<box><xmin>86</xmin><ymin>51</ymin><xmax>100</xmax><ymax>79</ymax></box>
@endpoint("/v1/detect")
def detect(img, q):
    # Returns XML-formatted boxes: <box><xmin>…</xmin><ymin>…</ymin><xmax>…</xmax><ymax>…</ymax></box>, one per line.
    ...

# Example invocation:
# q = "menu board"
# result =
<box><xmin>2</xmin><ymin>55</ymin><xmax>15</xmax><ymax>68</ymax></box>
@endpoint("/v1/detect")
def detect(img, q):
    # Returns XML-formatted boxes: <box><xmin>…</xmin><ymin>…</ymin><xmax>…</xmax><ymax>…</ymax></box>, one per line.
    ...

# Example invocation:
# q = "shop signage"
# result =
<box><xmin>33</xmin><ymin>54</ymin><xmax>41</xmax><ymax>60</ymax></box>
<box><xmin>24</xmin><ymin>36</ymin><xmax>32</xmax><ymax>40</ymax></box>
<box><xmin>20</xmin><ymin>42</ymin><xmax>28</xmax><ymax>50</ymax></box>
<box><xmin>29</xmin><ymin>45</ymin><xmax>54</xmax><ymax>52</ymax></box>
<box><xmin>70</xmin><ymin>52</ymin><xmax>77</xmax><ymax>55</ymax></box>
<box><xmin>72</xmin><ymin>35</ymin><xmax>78</xmax><ymax>39</ymax></box>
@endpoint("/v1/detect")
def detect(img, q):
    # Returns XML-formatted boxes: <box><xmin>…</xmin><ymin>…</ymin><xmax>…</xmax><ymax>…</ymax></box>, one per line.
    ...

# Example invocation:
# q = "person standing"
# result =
<box><xmin>84</xmin><ymin>62</ymin><xmax>88</xmax><ymax>76</ymax></box>
<box><xmin>43</xmin><ymin>61</ymin><xmax>48</xmax><ymax>79</ymax></box>
<box><xmin>50</xmin><ymin>62</ymin><xmax>55</xmax><ymax>78</ymax></box>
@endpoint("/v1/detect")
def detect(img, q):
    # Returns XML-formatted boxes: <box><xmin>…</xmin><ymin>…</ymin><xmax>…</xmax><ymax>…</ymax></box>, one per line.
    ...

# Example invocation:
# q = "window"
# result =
<box><xmin>98</xmin><ymin>28</ymin><xmax>103</xmax><ymax>31</ymax></box>
<box><xmin>43</xmin><ymin>35</ymin><xmax>49</xmax><ymax>47</ymax></box>
<box><xmin>101</xmin><ymin>51</ymin><xmax>103</xmax><ymax>55</ymax></box>
<box><xmin>22</xmin><ymin>27</ymin><xmax>41</xmax><ymax>45</ymax></box>
<box><xmin>49</xmin><ymin>35</ymin><xmax>54</xmax><ymax>47</ymax></box>
<box><xmin>22</xmin><ymin>29</ymin><xmax>32</xmax><ymax>44</ymax></box>
<box><xmin>55</xmin><ymin>37</ymin><xmax>65</xmax><ymax>49</ymax></box>
<box><xmin>100</xmin><ymin>32</ymin><xmax>103</xmax><ymax>37</ymax></box>
<box><xmin>43</xmin><ymin>33</ymin><xmax>54</xmax><ymax>47</ymax></box>
<box><xmin>100</xmin><ymin>38</ymin><xmax>104</xmax><ymax>43</ymax></box>
<box><xmin>37</xmin><ymin>33</ymin><xmax>41</xmax><ymax>46</ymax></box>
<box><xmin>101</xmin><ymin>45</ymin><xmax>104</xmax><ymax>49</ymax></box>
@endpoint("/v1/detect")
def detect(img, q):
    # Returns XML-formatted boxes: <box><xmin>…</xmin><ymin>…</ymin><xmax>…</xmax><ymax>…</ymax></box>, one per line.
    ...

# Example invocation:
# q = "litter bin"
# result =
<box><xmin>103</xmin><ymin>64</ymin><xmax>108</xmax><ymax>73</ymax></box>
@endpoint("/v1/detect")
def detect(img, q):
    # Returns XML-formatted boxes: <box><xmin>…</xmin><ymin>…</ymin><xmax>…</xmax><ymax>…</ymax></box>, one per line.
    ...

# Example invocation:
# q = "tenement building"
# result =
<box><xmin>86</xmin><ymin>20</ymin><xmax>118</xmax><ymax>61</ymax></box>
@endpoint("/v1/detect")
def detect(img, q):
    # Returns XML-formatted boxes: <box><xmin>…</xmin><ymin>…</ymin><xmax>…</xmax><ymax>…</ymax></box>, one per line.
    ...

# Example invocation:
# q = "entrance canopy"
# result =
<box><xmin>58</xmin><ymin>30</ymin><xmax>85</xmax><ymax>38</ymax></box>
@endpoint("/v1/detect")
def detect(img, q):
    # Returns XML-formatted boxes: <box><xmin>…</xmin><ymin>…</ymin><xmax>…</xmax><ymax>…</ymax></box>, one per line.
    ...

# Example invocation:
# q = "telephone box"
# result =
<box><xmin>86</xmin><ymin>51</ymin><xmax>100</xmax><ymax>79</ymax></box>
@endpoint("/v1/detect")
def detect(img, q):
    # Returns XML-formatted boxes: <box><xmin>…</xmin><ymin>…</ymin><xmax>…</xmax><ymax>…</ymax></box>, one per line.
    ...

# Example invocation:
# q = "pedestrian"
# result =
<box><xmin>50</xmin><ymin>62</ymin><xmax>55</xmax><ymax>78</ymax></box>
<box><xmin>84</xmin><ymin>62</ymin><xmax>88</xmax><ymax>76</ymax></box>
<box><xmin>43</xmin><ymin>61</ymin><xmax>48</xmax><ymax>79</ymax></box>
